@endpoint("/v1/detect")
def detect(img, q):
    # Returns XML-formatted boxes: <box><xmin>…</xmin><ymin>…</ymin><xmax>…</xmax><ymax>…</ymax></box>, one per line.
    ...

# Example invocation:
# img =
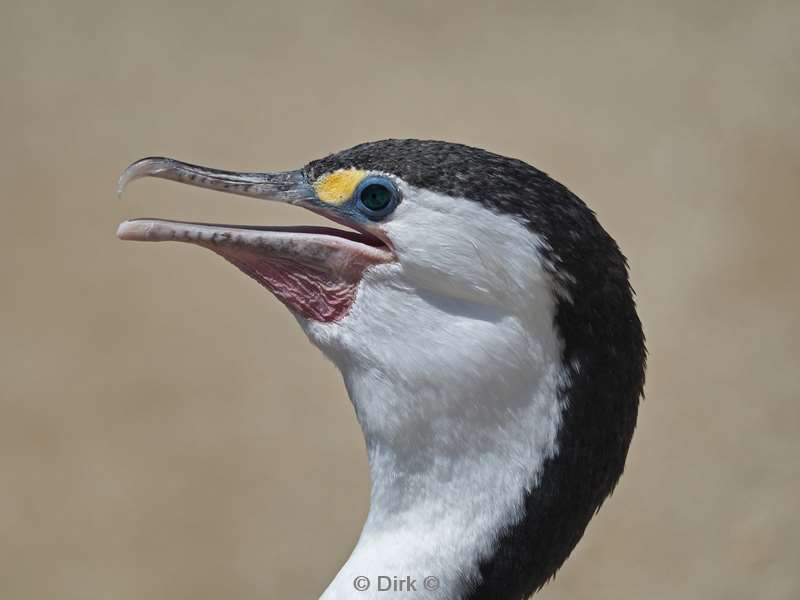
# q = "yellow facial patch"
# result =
<box><xmin>313</xmin><ymin>169</ymin><xmax>367</xmax><ymax>205</ymax></box>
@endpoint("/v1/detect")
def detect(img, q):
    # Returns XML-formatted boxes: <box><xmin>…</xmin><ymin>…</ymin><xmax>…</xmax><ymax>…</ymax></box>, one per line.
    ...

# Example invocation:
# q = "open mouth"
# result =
<box><xmin>117</xmin><ymin>158</ymin><xmax>394</xmax><ymax>323</ymax></box>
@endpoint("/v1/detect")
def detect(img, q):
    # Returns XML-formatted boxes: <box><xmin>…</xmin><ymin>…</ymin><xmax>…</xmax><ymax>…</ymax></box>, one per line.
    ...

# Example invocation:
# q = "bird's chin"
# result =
<box><xmin>117</xmin><ymin>219</ymin><xmax>393</xmax><ymax>323</ymax></box>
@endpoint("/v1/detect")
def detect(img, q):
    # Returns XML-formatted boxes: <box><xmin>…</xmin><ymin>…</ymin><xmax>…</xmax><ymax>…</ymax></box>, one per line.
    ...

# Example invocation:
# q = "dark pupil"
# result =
<box><xmin>361</xmin><ymin>184</ymin><xmax>391</xmax><ymax>211</ymax></box>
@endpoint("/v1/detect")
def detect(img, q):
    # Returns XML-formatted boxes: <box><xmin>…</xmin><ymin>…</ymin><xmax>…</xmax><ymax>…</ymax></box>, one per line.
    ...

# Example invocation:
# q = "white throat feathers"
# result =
<box><xmin>302</xmin><ymin>189</ymin><xmax>566</xmax><ymax>599</ymax></box>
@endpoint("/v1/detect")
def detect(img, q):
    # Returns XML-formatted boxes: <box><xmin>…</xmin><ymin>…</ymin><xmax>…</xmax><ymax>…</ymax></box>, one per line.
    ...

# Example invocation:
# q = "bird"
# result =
<box><xmin>116</xmin><ymin>139</ymin><xmax>646</xmax><ymax>600</ymax></box>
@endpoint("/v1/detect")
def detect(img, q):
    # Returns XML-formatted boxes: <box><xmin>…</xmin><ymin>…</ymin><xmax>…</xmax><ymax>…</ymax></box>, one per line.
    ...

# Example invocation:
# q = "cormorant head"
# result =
<box><xmin>118</xmin><ymin>140</ymin><xmax>567</xmax><ymax>386</ymax></box>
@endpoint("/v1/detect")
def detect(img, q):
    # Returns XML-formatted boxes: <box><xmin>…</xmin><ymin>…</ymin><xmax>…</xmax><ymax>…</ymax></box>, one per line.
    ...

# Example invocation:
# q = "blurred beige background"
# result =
<box><xmin>1</xmin><ymin>1</ymin><xmax>798</xmax><ymax>599</ymax></box>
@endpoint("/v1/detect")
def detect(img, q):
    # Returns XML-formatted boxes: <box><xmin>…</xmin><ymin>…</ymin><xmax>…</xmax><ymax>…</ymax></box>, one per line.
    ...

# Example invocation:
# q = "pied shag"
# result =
<box><xmin>117</xmin><ymin>139</ymin><xmax>646</xmax><ymax>600</ymax></box>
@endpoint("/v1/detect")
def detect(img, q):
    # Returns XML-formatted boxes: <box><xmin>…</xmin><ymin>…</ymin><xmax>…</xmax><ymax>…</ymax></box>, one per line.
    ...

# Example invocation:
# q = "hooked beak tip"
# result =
<box><xmin>117</xmin><ymin>157</ymin><xmax>174</xmax><ymax>198</ymax></box>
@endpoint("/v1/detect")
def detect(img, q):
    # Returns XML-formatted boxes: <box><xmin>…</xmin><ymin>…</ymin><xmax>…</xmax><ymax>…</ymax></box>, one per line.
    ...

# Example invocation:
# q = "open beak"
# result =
<box><xmin>117</xmin><ymin>157</ymin><xmax>393</xmax><ymax>322</ymax></box>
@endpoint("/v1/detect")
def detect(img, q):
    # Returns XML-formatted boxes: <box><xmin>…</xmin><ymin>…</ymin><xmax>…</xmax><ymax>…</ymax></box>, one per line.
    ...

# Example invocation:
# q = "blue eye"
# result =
<box><xmin>354</xmin><ymin>176</ymin><xmax>399</xmax><ymax>220</ymax></box>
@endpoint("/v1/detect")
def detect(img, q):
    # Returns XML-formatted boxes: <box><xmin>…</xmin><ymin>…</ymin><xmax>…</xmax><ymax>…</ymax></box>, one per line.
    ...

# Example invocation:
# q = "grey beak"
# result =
<box><xmin>117</xmin><ymin>156</ymin><xmax>316</xmax><ymax>204</ymax></box>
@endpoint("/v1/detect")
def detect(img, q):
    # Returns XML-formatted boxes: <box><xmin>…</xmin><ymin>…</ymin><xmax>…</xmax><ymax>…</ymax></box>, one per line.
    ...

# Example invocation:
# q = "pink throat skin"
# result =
<box><xmin>116</xmin><ymin>218</ymin><xmax>393</xmax><ymax>324</ymax></box>
<box><xmin>116</xmin><ymin>217</ymin><xmax>394</xmax><ymax>324</ymax></box>
<box><xmin>209</xmin><ymin>245</ymin><xmax>366</xmax><ymax>322</ymax></box>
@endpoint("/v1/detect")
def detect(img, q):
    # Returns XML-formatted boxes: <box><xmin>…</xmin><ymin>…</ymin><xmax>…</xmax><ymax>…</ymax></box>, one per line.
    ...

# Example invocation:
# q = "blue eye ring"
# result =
<box><xmin>354</xmin><ymin>176</ymin><xmax>400</xmax><ymax>220</ymax></box>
